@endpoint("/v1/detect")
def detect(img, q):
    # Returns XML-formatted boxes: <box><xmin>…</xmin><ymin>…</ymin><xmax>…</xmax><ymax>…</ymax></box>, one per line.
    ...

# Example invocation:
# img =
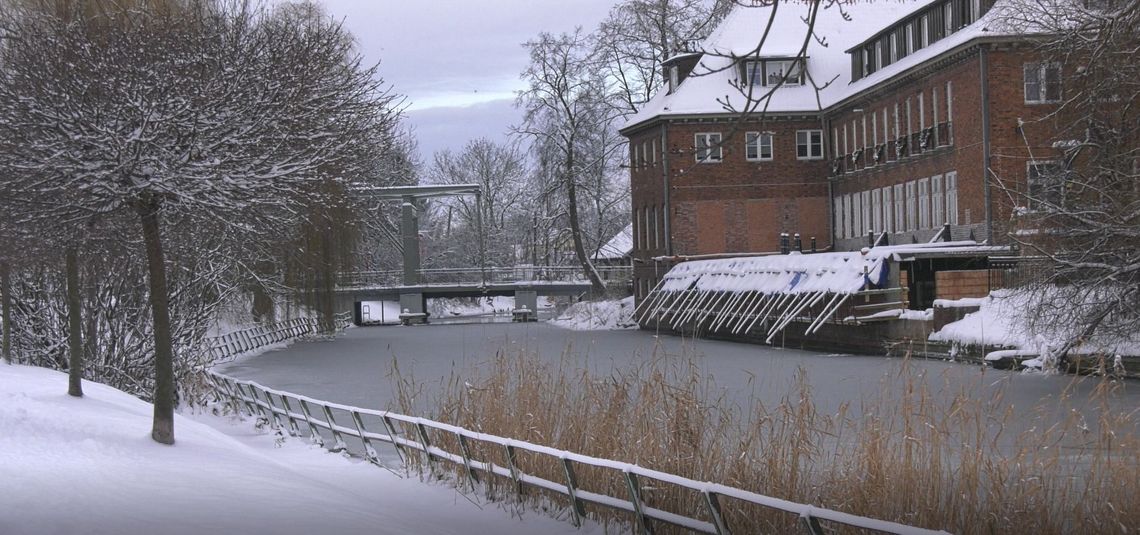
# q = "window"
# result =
<box><xmin>634</xmin><ymin>208</ymin><xmax>641</xmax><ymax>250</ymax></box>
<box><xmin>1024</xmin><ymin>62</ymin><xmax>1062</xmax><ymax>103</ymax></box>
<box><xmin>931</xmin><ymin>174</ymin><xmax>944</xmax><ymax>226</ymax></box>
<box><xmin>945</xmin><ymin>171</ymin><xmax>958</xmax><ymax>225</ymax></box>
<box><xmin>843</xmin><ymin>194</ymin><xmax>853</xmax><ymax>239</ymax></box>
<box><xmin>943</xmin><ymin>2</ymin><xmax>953</xmax><ymax>35</ymax></box>
<box><xmin>872</xmin><ymin>188</ymin><xmax>883</xmax><ymax>233</ymax></box>
<box><xmin>905</xmin><ymin>23</ymin><xmax>915</xmax><ymax>55</ymax></box>
<box><xmin>861</xmin><ymin>190</ymin><xmax>872</xmax><ymax>236</ymax></box>
<box><xmin>894</xmin><ymin>183</ymin><xmax>906</xmax><ymax>232</ymax></box>
<box><xmin>906</xmin><ymin>181</ymin><xmax>917</xmax><ymax>230</ymax></box>
<box><xmin>796</xmin><ymin>130</ymin><xmax>824</xmax><ymax>160</ymax></box>
<box><xmin>745</xmin><ymin>59</ymin><xmax>805</xmax><ymax>87</ymax></box>
<box><xmin>920</xmin><ymin>15</ymin><xmax>930</xmax><ymax>48</ymax></box>
<box><xmin>745</xmin><ymin>132</ymin><xmax>773</xmax><ymax>161</ymax></box>
<box><xmin>834</xmin><ymin>197</ymin><xmax>845</xmax><ymax>241</ymax></box>
<box><xmin>889</xmin><ymin>33</ymin><xmax>899</xmax><ymax>63</ymax></box>
<box><xmin>883</xmin><ymin>186</ymin><xmax>894</xmax><ymax>233</ymax></box>
<box><xmin>918</xmin><ymin>177</ymin><xmax>931</xmax><ymax>228</ymax></box>
<box><xmin>1028</xmin><ymin>161</ymin><xmax>1066</xmax><ymax>210</ymax></box>
<box><xmin>644</xmin><ymin>207</ymin><xmax>652</xmax><ymax>248</ymax></box>
<box><xmin>694</xmin><ymin>133</ymin><xmax>722</xmax><ymax>163</ymax></box>
<box><xmin>852</xmin><ymin>192</ymin><xmax>863</xmax><ymax>239</ymax></box>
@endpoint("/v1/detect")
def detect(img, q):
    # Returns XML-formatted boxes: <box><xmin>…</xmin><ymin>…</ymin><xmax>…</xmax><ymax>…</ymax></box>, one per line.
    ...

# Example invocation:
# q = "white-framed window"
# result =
<box><xmin>651</xmin><ymin>140</ymin><xmax>657</xmax><ymax>164</ymax></box>
<box><xmin>920</xmin><ymin>15</ymin><xmax>930</xmax><ymax>48</ymax></box>
<box><xmin>905</xmin><ymin>23</ymin><xmax>915</xmax><ymax>55</ymax></box>
<box><xmin>745</xmin><ymin>59</ymin><xmax>805</xmax><ymax>87</ymax></box>
<box><xmin>644</xmin><ymin>206</ymin><xmax>652</xmax><ymax>249</ymax></box>
<box><xmin>943</xmin><ymin>1</ymin><xmax>953</xmax><ymax>35</ymax></box>
<box><xmin>634</xmin><ymin>207</ymin><xmax>641</xmax><ymax>250</ymax></box>
<box><xmin>668</xmin><ymin>66</ymin><xmax>679</xmax><ymax>93</ymax></box>
<box><xmin>745</xmin><ymin>132</ymin><xmax>773</xmax><ymax>161</ymax></box>
<box><xmin>843</xmin><ymin>194</ymin><xmax>853</xmax><ymax>239</ymax></box>
<box><xmin>694</xmin><ymin>132</ymin><xmax>722</xmax><ymax>163</ymax></box>
<box><xmin>1024</xmin><ymin>62</ymin><xmax>1062</xmax><ymax>103</ymax></box>
<box><xmin>834</xmin><ymin>196</ymin><xmax>845</xmax><ymax>241</ymax></box>
<box><xmin>882</xmin><ymin>186</ymin><xmax>894</xmax><ymax>233</ymax></box>
<box><xmin>1027</xmin><ymin>160</ymin><xmax>1066</xmax><ymax>210</ymax></box>
<box><xmin>861</xmin><ymin>190</ymin><xmax>872</xmax><ymax>236</ymax></box>
<box><xmin>852</xmin><ymin>192</ymin><xmax>863</xmax><ymax>239</ymax></box>
<box><xmin>872</xmin><ymin>188</ymin><xmax>883</xmax><ymax>233</ymax></box>
<box><xmin>796</xmin><ymin>130</ymin><xmax>823</xmax><ymax>160</ymax></box>
<box><xmin>945</xmin><ymin>171</ymin><xmax>958</xmax><ymax>225</ymax></box>
<box><xmin>918</xmin><ymin>177</ymin><xmax>931</xmax><ymax>228</ymax></box>
<box><xmin>889</xmin><ymin>33</ymin><xmax>898</xmax><ymax>63</ymax></box>
<box><xmin>906</xmin><ymin>181</ymin><xmax>917</xmax><ymax>231</ymax></box>
<box><xmin>894</xmin><ymin>183</ymin><xmax>906</xmax><ymax>232</ymax></box>
<box><xmin>931</xmin><ymin>174</ymin><xmax>944</xmax><ymax>226</ymax></box>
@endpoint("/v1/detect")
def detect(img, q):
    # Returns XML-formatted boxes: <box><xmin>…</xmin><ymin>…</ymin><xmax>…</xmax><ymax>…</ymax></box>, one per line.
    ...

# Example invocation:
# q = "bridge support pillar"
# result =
<box><xmin>398</xmin><ymin>292</ymin><xmax>428</xmax><ymax>325</ymax></box>
<box><xmin>512</xmin><ymin>290</ymin><xmax>538</xmax><ymax>322</ymax></box>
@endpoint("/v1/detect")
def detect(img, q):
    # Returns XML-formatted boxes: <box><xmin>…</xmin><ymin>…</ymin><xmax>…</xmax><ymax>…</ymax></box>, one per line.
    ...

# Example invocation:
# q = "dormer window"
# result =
<box><xmin>744</xmin><ymin>58</ymin><xmax>805</xmax><ymax>87</ymax></box>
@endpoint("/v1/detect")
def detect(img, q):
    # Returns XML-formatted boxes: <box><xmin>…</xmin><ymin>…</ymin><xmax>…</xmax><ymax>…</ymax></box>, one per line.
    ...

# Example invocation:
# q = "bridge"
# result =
<box><xmin>336</xmin><ymin>266</ymin><xmax>631</xmax><ymax>325</ymax></box>
<box><xmin>344</xmin><ymin>184</ymin><xmax>630</xmax><ymax>325</ymax></box>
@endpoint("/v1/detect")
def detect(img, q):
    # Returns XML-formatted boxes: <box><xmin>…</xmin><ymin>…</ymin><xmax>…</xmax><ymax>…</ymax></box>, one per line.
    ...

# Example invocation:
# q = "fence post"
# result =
<box><xmin>234</xmin><ymin>383</ymin><xmax>265</xmax><ymax>422</ymax></box>
<box><xmin>380</xmin><ymin>416</ymin><xmax>407</xmax><ymax>465</ymax></box>
<box><xmin>560</xmin><ymin>456</ymin><xmax>586</xmax><ymax>528</ymax></box>
<box><xmin>503</xmin><ymin>443</ymin><xmax>524</xmax><ymax>501</ymax></box>
<box><xmin>415</xmin><ymin>421</ymin><xmax>435</xmax><ymax>473</ymax></box>
<box><xmin>278</xmin><ymin>394</ymin><xmax>301</xmax><ymax>437</ymax></box>
<box><xmin>350</xmin><ymin>410</ymin><xmax>379</xmax><ymax>464</ymax></box>
<box><xmin>624</xmin><ymin>469</ymin><xmax>655</xmax><ymax>535</ymax></box>
<box><xmin>703</xmin><ymin>490</ymin><xmax>731</xmax><ymax>535</ymax></box>
<box><xmin>455</xmin><ymin>431</ymin><xmax>479</xmax><ymax>489</ymax></box>
<box><xmin>799</xmin><ymin>510</ymin><xmax>825</xmax><ymax>535</ymax></box>
<box><xmin>261</xmin><ymin>390</ymin><xmax>283</xmax><ymax>430</ymax></box>
<box><xmin>297</xmin><ymin>399</ymin><xmax>325</xmax><ymax>447</ymax></box>
<box><xmin>321</xmin><ymin>405</ymin><xmax>347</xmax><ymax>452</ymax></box>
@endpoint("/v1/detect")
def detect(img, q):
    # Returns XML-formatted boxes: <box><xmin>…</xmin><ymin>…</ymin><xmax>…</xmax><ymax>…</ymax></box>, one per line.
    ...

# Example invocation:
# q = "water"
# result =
<box><xmin>218</xmin><ymin>321</ymin><xmax>1139</xmax><ymax>440</ymax></box>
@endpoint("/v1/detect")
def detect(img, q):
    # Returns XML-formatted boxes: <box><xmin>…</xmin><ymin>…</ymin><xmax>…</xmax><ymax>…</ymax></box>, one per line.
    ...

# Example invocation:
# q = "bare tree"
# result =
<box><xmin>0</xmin><ymin>0</ymin><xmax>401</xmax><ymax>443</ymax></box>
<box><xmin>991</xmin><ymin>0</ymin><xmax>1140</xmax><ymax>366</ymax></box>
<box><xmin>426</xmin><ymin>138</ymin><xmax>529</xmax><ymax>267</ymax></box>
<box><xmin>517</xmin><ymin>30</ymin><xmax>622</xmax><ymax>294</ymax></box>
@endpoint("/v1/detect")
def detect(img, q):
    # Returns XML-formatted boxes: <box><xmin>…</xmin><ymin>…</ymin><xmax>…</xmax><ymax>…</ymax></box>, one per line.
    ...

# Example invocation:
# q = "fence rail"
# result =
<box><xmin>206</xmin><ymin>312</ymin><xmax>352</xmax><ymax>362</ymax></box>
<box><xmin>206</xmin><ymin>370</ymin><xmax>950</xmax><ymax>535</ymax></box>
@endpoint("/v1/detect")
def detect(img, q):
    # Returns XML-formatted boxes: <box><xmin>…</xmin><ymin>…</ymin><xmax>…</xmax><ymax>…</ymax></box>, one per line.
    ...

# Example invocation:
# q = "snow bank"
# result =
<box><xmin>930</xmin><ymin>290</ymin><xmax>1140</xmax><ymax>357</ymax></box>
<box><xmin>550</xmin><ymin>297</ymin><xmax>638</xmax><ymax>331</ymax></box>
<box><xmin>0</xmin><ymin>363</ymin><xmax>588</xmax><ymax>535</ymax></box>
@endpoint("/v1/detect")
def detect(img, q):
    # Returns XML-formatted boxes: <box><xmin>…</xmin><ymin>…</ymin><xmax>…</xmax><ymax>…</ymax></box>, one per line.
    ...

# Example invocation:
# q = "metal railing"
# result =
<box><xmin>206</xmin><ymin>312</ymin><xmax>352</xmax><ymax>362</ymax></box>
<box><xmin>337</xmin><ymin>265</ymin><xmax>632</xmax><ymax>288</ymax></box>
<box><xmin>206</xmin><ymin>371</ymin><xmax>950</xmax><ymax>535</ymax></box>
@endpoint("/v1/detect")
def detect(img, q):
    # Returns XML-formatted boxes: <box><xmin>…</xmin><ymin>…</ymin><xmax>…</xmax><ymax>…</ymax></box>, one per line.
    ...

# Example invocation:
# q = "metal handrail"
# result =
<box><xmin>206</xmin><ymin>370</ymin><xmax>951</xmax><ymax>535</ymax></box>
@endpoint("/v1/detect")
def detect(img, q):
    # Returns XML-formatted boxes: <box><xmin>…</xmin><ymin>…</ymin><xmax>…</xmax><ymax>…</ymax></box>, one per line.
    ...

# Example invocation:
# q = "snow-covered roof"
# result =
<box><xmin>623</xmin><ymin>0</ymin><xmax>1032</xmax><ymax>132</ymax></box>
<box><xmin>595</xmin><ymin>223</ymin><xmax>633</xmax><ymax>260</ymax></box>
<box><xmin>657</xmin><ymin>241</ymin><xmax>995</xmax><ymax>295</ymax></box>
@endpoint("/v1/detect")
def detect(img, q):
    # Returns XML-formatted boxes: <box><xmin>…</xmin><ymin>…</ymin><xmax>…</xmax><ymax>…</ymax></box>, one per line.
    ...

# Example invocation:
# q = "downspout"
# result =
<box><xmin>979</xmin><ymin>46</ymin><xmax>994</xmax><ymax>243</ymax></box>
<box><xmin>660</xmin><ymin>121</ymin><xmax>672</xmax><ymax>256</ymax></box>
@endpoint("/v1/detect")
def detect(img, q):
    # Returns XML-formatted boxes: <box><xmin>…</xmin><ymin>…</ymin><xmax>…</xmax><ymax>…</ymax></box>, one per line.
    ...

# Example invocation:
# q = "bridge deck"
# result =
<box><xmin>336</xmin><ymin>281</ymin><xmax>593</xmax><ymax>301</ymax></box>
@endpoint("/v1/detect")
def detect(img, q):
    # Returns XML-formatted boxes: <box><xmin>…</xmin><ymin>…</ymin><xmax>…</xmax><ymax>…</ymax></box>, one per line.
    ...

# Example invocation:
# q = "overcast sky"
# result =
<box><xmin>316</xmin><ymin>0</ymin><xmax>619</xmax><ymax>163</ymax></box>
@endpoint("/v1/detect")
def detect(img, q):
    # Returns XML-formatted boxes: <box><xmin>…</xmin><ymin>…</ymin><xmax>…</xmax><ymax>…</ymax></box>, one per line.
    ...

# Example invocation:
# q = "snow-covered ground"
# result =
<box><xmin>549</xmin><ymin>296</ymin><xmax>637</xmax><ymax>331</ymax></box>
<box><xmin>930</xmin><ymin>289</ymin><xmax>1140</xmax><ymax>361</ymax></box>
<box><xmin>0</xmin><ymin>363</ymin><xmax>590</xmax><ymax>535</ymax></box>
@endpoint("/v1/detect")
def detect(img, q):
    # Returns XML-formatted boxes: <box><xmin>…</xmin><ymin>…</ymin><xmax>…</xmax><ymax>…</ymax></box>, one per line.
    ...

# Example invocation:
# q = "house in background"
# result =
<box><xmin>621</xmin><ymin>0</ymin><xmax>1073</xmax><ymax>308</ymax></box>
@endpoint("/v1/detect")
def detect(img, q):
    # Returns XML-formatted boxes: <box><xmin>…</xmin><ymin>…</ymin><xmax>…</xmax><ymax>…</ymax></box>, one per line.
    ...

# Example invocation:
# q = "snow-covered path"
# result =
<box><xmin>0</xmin><ymin>363</ymin><xmax>590</xmax><ymax>535</ymax></box>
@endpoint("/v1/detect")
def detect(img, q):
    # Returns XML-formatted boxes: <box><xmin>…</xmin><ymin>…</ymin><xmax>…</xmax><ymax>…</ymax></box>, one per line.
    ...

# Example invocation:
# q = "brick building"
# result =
<box><xmin>621</xmin><ymin>0</ymin><xmax>1070</xmax><ymax>302</ymax></box>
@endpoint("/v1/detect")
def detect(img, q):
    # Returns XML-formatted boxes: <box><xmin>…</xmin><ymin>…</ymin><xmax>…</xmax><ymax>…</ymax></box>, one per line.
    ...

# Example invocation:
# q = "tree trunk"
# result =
<box><xmin>66</xmin><ymin>248</ymin><xmax>84</xmax><ymax>397</ymax></box>
<box><xmin>2</xmin><ymin>262</ymin><xmax>11</xmax><ymax>364</ymax></box>
<box><xmin>138</xmin><ymin>197</ymin><xmax>175</xmax><ymax>445</ymax></box>
<box><xmin>564</xmin><ymin>150</ymin><xmax>606</xmax><ymax>295</ymax></box>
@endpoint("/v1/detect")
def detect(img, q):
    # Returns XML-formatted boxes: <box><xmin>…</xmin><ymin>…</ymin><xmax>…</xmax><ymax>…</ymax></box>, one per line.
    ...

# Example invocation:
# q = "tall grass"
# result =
<box><xmin>392</xmin><ymin>346</ymin><xmax>1140</xmax><ymax>533</ymax></box>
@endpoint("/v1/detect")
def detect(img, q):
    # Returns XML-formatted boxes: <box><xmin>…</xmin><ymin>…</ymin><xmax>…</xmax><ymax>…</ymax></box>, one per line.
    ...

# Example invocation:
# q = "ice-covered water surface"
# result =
<box><xmin>217</xmin><ymin>323</ymin><xmax>1140</xmax><ymax>434</ymax></box>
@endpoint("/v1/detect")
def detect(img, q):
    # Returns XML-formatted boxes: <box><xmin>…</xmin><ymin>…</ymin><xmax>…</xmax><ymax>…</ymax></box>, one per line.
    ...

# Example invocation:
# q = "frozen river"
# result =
<box><xmin>217</xmin><ymin>321</ymin><xmax>1140</xmax><ymax>434</ymax></box>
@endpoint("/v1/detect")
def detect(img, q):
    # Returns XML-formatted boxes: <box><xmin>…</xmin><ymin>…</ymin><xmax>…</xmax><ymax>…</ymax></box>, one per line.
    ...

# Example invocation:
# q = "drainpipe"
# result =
<box><xmin>660</xmin><ymin>122</ymin><xmax>673</xmax><ymax>256</ymax></box>
<box><xmin>979</xmin><ymin>46</ymin><xmax>994</xmax><ymax>243</ymax></box>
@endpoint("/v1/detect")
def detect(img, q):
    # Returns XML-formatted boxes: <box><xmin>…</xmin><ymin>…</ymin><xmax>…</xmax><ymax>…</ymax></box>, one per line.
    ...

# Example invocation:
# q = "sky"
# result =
<box><xmin>316</xmin><ymin>0</ymin><xmax>620</xmax><ymax>163</ymax></box>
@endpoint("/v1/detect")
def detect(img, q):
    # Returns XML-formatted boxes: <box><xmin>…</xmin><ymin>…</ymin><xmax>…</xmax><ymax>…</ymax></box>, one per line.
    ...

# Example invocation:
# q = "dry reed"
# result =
<box><xmin>392</xmin><ymin>346</ymin><xmax>1140</xmax><ymax>534</ymax></box>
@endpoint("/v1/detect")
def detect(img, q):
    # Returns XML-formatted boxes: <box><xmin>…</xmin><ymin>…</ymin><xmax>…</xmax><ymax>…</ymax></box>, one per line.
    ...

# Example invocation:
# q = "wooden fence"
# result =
<box><xmin>206</xmin><ymin>312</ymin><xmax>352</xmax><ymax>362</ymax></box>
<box><xmin>206</xmin><ymin>370</ymin><xmax>951</xmax><ymax>535</ymax></box>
